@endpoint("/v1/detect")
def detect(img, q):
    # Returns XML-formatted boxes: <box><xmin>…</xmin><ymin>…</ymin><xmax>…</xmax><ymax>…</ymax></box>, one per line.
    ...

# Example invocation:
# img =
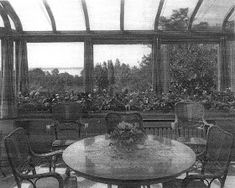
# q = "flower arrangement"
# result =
<box><xmin>109</xmin><ymin>121</ymin><xmax>146</xmax><ymax>149</ymax></box>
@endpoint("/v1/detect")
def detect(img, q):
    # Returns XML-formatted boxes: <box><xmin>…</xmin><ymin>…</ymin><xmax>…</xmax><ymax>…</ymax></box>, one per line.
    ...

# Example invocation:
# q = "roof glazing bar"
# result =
<box><xmin>188</xmin><ymin>0</ymin><xmax>203</xmax><ymax>31</ymax></box>
<box><xmin>82</xmin><ymin>0</ymin><xmax>90</xmax><ymax>31</ymax></box>
<box><xmin>0</xmin><ymin>1</ymin><xmax>22</xmax><ymax>31</ymax></box>
<box><xmin>154</xmin><ymin>0</ymin><xmax>165</xmax><ymax>31</ymax></box>
<box><xmin>222</xmin><ymin>5</ymin><xmax>235</xmax><ymax>32</ymax></box>
<box><xmin>120</xmin><ymin>0</ymin><xmax>124</xmax><ymax>31</ymax></box>
<box><xmin>0</xmin><ymin>4</ymin><xmax>11</xmax><ymax>30</ymax></box>
<box><xmin>43</xmin><ymin>0</ymin><xmax>56</xmax><ymax>32</ymax></box>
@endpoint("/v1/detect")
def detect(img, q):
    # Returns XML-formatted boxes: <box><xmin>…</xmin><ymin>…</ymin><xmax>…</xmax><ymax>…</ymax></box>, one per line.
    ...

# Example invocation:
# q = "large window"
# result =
<box><xmin>93</xmin><ymin>44</ymin><xmax>152</xmax><ymax>93</ymax></box>
<box><xmin>27</xmin><ymin>42</ymin><xmax>84</xmax><ymax>94</ymax></box>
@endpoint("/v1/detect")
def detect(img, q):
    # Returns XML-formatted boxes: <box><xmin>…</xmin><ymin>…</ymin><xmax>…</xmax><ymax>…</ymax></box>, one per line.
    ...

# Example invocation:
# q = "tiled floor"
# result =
<box><xmin>1</xmin><ymin>164</ymin><xmax>235</xmax><ymax>188</ymax></box>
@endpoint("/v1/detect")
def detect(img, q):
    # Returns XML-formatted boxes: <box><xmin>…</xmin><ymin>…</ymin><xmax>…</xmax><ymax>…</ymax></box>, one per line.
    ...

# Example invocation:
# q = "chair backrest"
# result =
<box><xmin>4</xmin><ymin>128</ymin><xmax>32</xmax><ymax>176</ymax></box>
<box><xmin>105</xmin><ymin>112</ymin><xmax>143</xmax><ymax>134</ymax></box>
<box><xmin>52</xmin><ymin>103</ymin><xmax>83</xmax><ymax>139</ymax></box>
<box><xmin>175</xmin><ymin>101</ymin><xmax>205</xmax><ymax>127</ymax></box>
<box><xmin>204</xmin><ymin>125</ymin><xmax>234</xmax><ymax>174</ymax></box>
<box><xmin>52</xmin><ymin>102</ymin><xmax>83</xmax><ymax>122</ymax></box>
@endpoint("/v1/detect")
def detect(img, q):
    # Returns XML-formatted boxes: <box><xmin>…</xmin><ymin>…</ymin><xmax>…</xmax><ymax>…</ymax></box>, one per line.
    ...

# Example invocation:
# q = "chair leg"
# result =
<box><xmin>16</xmin><ymin>180</ymin><xmax>22</xmax><ymax>188</ymax></box>
<box><xmin>0</xmin><ymin>167</ymin><xmax>6</xmax><ymax>177</ymax></box>
<box><xmin>65</xmin><ymin>167</ymin><xmax>71</xmax><ymax>177</ymax></box>
<box><xmin>220</xmin><ymin>176</ymin><xmax>227</xmax><ymax>188</ymax></box>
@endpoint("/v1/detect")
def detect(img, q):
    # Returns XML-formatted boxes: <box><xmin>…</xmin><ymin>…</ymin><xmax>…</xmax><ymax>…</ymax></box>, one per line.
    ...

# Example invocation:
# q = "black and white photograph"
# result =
<box><xmin>0</xmin><ymin>0</ymin><xmax>235</xmax><ymax>187</ymax></box>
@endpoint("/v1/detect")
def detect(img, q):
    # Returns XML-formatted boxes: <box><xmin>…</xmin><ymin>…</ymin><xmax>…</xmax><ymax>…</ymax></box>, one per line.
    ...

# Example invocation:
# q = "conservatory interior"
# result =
<box><xmin>0</xmin><ymin>0</ymin><xmax>235</xmax><ymax>187</ymax></box>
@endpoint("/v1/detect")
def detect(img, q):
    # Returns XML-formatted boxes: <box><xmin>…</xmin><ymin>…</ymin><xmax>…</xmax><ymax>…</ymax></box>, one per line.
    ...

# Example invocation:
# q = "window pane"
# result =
<box><xmin>47</xmin><ymin>0</ymin><xmax>86</xmax><ymax>30</ymax></box>
<box><xmin>169</xmin><ymin>43</ymin><xmax>218</xmax><ymax>95</ymax></box>
<box><xmin>27</xmin><ymin>42</ymin><xmax>84</xmax><ymax>93</ymax></box>
<box><xmin>94</xmin><ymin>44</ymin><xmax>152</xmax><ymax>92</ymax></box>
<box><xmin>8</xmin><ymin>15</ymin><xmax>16</xmax><ymax>30</ymax></box>
<box><xmin>0</xmin><ymin>16</ymin><xmax>4</xmax><ymax>27</ymax></box>
<box><xmin>125</xmin><ymin>0</ymin><xmax>160</xmax><ymax>30</ymax></box>
<box><xmin>9</xmin><ymin>0</ymin><xmax>51</xmax><ymax>31</ymax></box>
<box><xmin>193</xmin><ymin>0</ymin><xmax>234</xmax><ymax>31</ymax></box>
<box><xmin>86</xmin><ymin>0</ymin><xmax>120</xmax><ymax>30</ymax></box>
<box><xmin>159</xmin><ymin>0</ymin><xmax>198</xmax><ymax>30</ymax></box>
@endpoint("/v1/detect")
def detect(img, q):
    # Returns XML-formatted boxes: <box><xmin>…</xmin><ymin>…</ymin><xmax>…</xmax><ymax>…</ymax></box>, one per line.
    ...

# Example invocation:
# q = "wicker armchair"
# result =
<box><xmin>105</xmin><ymin>112</ymin><xmax>144</xmax><ymax>134</ymax></box>
<box><xmin>0</xmin><ymin>130</ymin><xmax>6</xmax><ymax>177</ymax></box>
<box><xmin>163</xmin><ymin>125</ymin><xmax>234</xmax><ymax>188</ymax></box>
<box><xmin>171</xmin><ymin>101</ymin><xmax>213</xmax><ymax>154</ymax></box>
<box><xmin>50</xmin><ymin>102</ymin><xmax>87</xmax><ymax>175</ymax></box>
<box><xmin>51</xmin><ymin>102</ymin><xmax>87</xmax><ymax>150</ymax></box>
<box><xmin>4</xmin><ymin>127</ymin><xmax>77</xmax><ymax>188</ymax></box>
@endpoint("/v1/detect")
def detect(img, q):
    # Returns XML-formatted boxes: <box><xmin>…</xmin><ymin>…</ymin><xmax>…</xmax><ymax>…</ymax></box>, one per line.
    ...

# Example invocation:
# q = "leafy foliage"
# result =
<box><xmin>18</xmin><ymin>88</ymin><xmax>235</xmax><ymax>113</ymax></box>
<box><xmin>28</xmin><ymin>68</ymin><xmax>83</xmax><ymax>94</ymax></box>
<box><xmin>169</xmin><ymin>43</ymin><xmax>217</xmax><ymax>96</ymax></box>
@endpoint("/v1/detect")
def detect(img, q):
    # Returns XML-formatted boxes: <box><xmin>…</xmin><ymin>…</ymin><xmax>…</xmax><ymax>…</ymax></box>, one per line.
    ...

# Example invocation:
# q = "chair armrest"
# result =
<box><xmin>31</xmin><ymin>149</ymin><xmax>63</xmax><ymax>158</ymax></box>
<box><xmin>196</xmin><ymin>150</ymin><xmax>206</xmax><ymax>159</ymax></box>
<box><xmin>171</xmin><ymin>121</ymin><xmax>178</xmax><ymax>129</ymax></box>
<box><xmin>19</xmin><ymin>172</ymin><xmax>64</xmax><ymax>188</ymax></box>
<box><xmin>202</xmin><ymin>120</ymin><xmax>214</xmax><ymax>132</ymax></box>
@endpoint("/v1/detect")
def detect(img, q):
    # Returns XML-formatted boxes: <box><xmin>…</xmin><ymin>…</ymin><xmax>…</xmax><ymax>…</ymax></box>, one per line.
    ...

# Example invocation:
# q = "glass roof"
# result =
<box><xmin>159</xmin><ymin>0</ymin><xmax>198</xmax><ymax>30</ymax></box>
<box><xmin>8</xmin><ymin>0</ymin><xmax>51</xmax><ymax>31</ymax></box>
<box><xmin>125</xmin><ymin>0</ymin><xmax>159</xmax><ymax>30</ymax></box>
<box><xmin>192</xmin><ymin>0</ymin><xmax>235</xmax><ymax>31</ymax></box>
<box><xmin>1</xmin><ymin>0</ymin><xmax>234</xmax><ymax>32</ymax></box>
<box><xmin>86</xmin><ymin>0</ymin><xmax>120</xmax><ymax>30</ymax></box>
<box><xmin>46</xmin><ymin>0</ymin><xmax>85</xmax><ymax>30</ymax></box>
<box><xmin>225</xmin><ymin>11</ymin><xmax>235</xmax><ymax>32</ymax></box>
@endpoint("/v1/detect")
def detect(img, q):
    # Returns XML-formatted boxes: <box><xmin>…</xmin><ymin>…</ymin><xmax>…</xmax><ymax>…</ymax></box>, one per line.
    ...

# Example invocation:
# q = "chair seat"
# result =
<box><xmin>52</xmin><ymin>139</ymin><xmax>77</xmax><ymax>148</ymax></box>
<box><xmin>176</xmin><ymin>137</ymin><xmax>206</xmax><ymax>155</ymax></box>
<box><xmin>162</xmin><ymin>179</ymin><xmax>208</xmax><ymax>188</ymax></box>
<box><xmin>29</xmin><ymin>175</ymin><xmax>77</xmax><ymax>188</ymax></box>
<box><xmin>179</xmin><ymin>137</ymin><xmax>206</xmax><ymax>146</ymax></box>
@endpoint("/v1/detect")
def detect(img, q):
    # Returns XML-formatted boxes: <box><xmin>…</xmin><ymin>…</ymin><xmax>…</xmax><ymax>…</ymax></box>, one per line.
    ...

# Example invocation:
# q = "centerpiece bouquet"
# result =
<box><xmin>109</xmin><ymin>121</ymin><xmax>146</xmax><ymax>150</ymax></box>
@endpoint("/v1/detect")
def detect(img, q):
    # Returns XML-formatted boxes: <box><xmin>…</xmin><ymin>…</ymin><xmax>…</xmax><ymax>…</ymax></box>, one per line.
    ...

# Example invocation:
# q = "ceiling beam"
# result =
<box><xmin>0</xmin><ymin>1</ymin><xmax>22</xmax><ymax>31</ymax></box>
<box><xmin>7</xmin><ymin>30</ymin><xmax>232</xmax><ymax>43</ymax></box>
<box><xmin>222</xmin><ymin>5</ymin><xmax>235</xmax><ymax>32</ymax></box>
<box><xmin>0</xmin><ymin>4</ymin><xmax>11</xmax><ymax>31</ymax></box>
<box><xmin>81</xmin><ymin>0</ymin><xmax>90</xmax><ymax>31</ymax></box>
<box><xmin>120</xmin><ymin>0</ymin><xmax>125</xmax><ymax>31</ymax></box>
<box><xmin>154</xmin><ymin>0</ymin><xmax>165</xmax><ymax>31</ymax></box>
<box><xmin>188</xmin><ymin>0</ymin><xmax>203</xmax><ymax>31</ymax></box>
<box><xmin>43</xmin><ymin>0</ymin><xmax>56</xmax><ymax>32</ymax></box>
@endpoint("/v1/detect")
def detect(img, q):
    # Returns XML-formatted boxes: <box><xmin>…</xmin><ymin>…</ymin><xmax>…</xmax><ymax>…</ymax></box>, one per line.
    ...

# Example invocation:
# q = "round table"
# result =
<box><xmin>63</xmin><ymin>134</ymin><xmax>196</xmax><ymax>187</ymax></box>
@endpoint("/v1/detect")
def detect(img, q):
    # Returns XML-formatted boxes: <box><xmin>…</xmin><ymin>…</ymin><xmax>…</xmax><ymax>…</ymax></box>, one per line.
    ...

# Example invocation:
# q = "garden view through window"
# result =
<box><xmin>93</xmin><ymin>44</ymin><xmax>152</xmax><ymax>93</ymax></box>
<box><xmin>27</xmin><ymin>42</ymin><xmax>84</xmax><ymax>95</ymax></box>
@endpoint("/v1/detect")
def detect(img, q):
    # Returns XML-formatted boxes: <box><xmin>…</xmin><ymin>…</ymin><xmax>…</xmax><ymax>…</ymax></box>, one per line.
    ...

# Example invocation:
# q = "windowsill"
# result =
<box><xmin>16</xmin><ymin>110</ymin><xmax>235</xmax><ymax>121</ymax></box>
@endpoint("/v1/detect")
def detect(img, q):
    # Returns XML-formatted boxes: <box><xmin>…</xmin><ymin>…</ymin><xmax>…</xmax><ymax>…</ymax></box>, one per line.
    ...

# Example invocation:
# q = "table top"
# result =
<box><xmin>63</xmin><ymin>134</ymin><xmax>196</xmax><ymax>185</ymax></box>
